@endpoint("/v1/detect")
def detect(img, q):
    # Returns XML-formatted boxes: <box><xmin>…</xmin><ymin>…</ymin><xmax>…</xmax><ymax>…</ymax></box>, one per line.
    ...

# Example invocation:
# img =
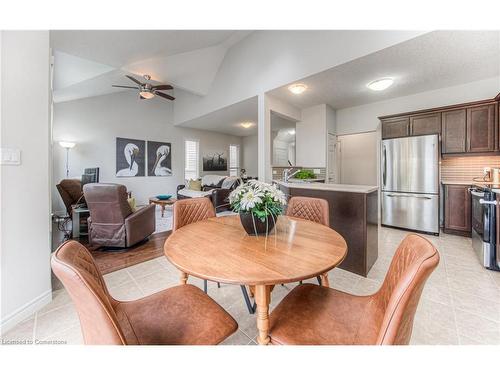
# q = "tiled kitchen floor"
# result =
<box><xmin>2</xmin><ymin>226</ymin><xmax>500</xmax><ymax>345</ymax></box>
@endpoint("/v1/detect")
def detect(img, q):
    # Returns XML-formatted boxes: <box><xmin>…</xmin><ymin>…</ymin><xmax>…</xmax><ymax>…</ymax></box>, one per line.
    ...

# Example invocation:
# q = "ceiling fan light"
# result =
<box><xmin>139</xmin><ymin>91</ymin><xmax>155</xmax><ymax>99</ymax></box>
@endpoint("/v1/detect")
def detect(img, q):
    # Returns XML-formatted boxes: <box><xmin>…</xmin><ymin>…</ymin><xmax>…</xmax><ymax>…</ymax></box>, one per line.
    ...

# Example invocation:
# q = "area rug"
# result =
<box><xmin>85</xmin><ymin>231</ymin><xmax>170</xmax><ymax>274</ymax></box>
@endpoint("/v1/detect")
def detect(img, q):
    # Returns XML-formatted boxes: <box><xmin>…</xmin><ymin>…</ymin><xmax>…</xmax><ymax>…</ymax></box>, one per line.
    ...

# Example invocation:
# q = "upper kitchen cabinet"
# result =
<box><xmin>466</xmin><ymin>103</ymin><xmax>497</xmax><ymax>153</ymax></box>
<box><xmin>409</xmin><ymin>112</ymin><xmax>441</xmax><ymax>136</ymax></box>
<box><xmin>381</xmin><ymin>117</ymin><xmax>409</xmax><ymax>139</ymax></box>
<box><xmin>442</xmin><ymin>109</ymin><xmax>467</xmax><ymax>153</ymax></box>
<box><xmin>380</xmin><ymin>94</ymin><xmax>500</xmax><ymax>156</ymax></box>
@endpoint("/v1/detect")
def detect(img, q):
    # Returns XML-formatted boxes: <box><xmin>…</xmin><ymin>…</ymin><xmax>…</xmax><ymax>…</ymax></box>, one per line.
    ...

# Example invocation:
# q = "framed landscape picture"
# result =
<box><xmin>203</xmin><ymin>151</ymin><xmax>227</xmax><ymax>171</ymax></box>
<box><xmin>116</xmin><ymin>137</ymin><xmax>145</xmax><ymax>177</ymax></box>
<box><xmin>147</xmin><ymin>141</ymin><xmax>172</xmax><ymax>176</ymax></box>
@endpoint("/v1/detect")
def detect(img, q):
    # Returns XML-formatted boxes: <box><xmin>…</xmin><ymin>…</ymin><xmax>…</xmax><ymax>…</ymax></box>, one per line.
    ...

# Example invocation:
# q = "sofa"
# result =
<box><xmin>83</xmin><ymin>183</ymin><xmax>155</xmax><ymax>248</ymax></box>
<box><xmin>177</xmin><ymin>175</ymin><xmax>241</xmax><ymax>213</ymax></box>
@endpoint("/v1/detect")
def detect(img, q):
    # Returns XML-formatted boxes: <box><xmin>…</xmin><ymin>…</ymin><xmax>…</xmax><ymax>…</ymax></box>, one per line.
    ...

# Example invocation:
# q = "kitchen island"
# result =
<box><xmin>276</xmin><ymin>181</ymin><xmax>379</xmax><ymax>277</ymax></box>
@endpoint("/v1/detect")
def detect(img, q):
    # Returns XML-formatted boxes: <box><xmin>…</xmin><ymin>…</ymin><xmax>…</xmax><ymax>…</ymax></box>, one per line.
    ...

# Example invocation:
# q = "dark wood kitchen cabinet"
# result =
<box><xmin>442</xmin><ymin>109</ymin><xmax>467</xmax><ymax>153</ymax></box>
<box><xmin>466</xmin><ymin>103</ymin><xmax>497</xmax><ymax>153</ymax></box>
<box><xmin>380</xmin><ymin>94</ymin><xmax>500</xmax><ymax>156</ymax></box>
<box><xmin>409</xmin><ymin>112</ymin><xmax>441</xmax><ymax>136</ymax></box>
<box><xmin>444</xmin><ymin>184</ymin><xmax>471</xmax><ymax>237</ymax></box>
<box><xmin>381</xmin><ymin>117</ymin><xmax>409</xmax><ymax>139</ymax></box>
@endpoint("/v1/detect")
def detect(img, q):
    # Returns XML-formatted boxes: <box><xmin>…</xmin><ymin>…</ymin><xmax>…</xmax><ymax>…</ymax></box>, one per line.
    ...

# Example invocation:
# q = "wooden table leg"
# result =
<box><xmin>255</xmin><ymin>285</ymin><xmax>272</xmax><ymax>345</ymax></box>
<box><xmin>320</xmin><ymin>273</ymin><xmax>330</xmax><ymax>287</ymax></box>
<box><xmin>180</xmin><ymin>271</ymin><xmax>188</xmax><ymax>285</ymax></box>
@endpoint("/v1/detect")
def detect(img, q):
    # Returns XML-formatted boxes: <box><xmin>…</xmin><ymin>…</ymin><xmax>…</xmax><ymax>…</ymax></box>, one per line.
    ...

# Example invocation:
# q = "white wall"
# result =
<box><xmin>1</xmin><ymin>31</ymin><xmax>52</xmax><ymax>332</ymax></box>
<box><xmin>52</xmin><ymin>91</ymin><xmax>243</xmax><ymax>212</ymax></box>
<box><xmin>174</xmin><ymin>31</ymin><xmax>425</xmax><ymax>125</ymax></box>
<box><xmin>338</xmin><ymin>131</ymin><xmax>378</xmax><ymax>185</ymax></box>
<box><xmin>296</xmin><ymin>104</ymin><xmax>328</xmax><ymax>168</ymax></box>
<box><xmin>336</xmin><ymin>76</ymin><xmax>500</xmax><ymax>135</ymax></box>
<box><xmin>241</xmin><ymin>134</ymin><xmax>258</xmax><ymax>177</ymax></box>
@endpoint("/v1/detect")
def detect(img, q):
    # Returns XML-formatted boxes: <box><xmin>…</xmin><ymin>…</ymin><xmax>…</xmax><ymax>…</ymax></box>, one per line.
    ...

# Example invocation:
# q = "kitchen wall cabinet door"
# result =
<box><xmin>381</xmin><ymin>117</ymin><xmax>409</xmax><ymax>139</ymax></box>
<box><xmin>444</xmin><ymin>184</ymin><xmax>471</xmax><ymax>236</ymax></box>
<box><xmin>442</xmin><ymin>109</ymin><xmax>467</xmax><ymax>154</ymax></box>
<box><xmin>410</xmin><ymin>112</ymin><xmax>441</xmax><ymax>136</ymax></box>
<box><xmin>466</xmin><ymin>104</ymin><xmax>497</xmax><ymax>153</ymax></box>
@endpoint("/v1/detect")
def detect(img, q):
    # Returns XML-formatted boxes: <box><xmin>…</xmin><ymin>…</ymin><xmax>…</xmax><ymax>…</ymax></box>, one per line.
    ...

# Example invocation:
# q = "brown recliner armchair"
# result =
<box><xmin>83</xmin><ymin>183</ymin><xmax>155</xmax><ymax>248</ymax></box>
<box><xmin>56</xmin><ymin>179</ymin><xmax>84</xmax><ymax>215</ymax></box>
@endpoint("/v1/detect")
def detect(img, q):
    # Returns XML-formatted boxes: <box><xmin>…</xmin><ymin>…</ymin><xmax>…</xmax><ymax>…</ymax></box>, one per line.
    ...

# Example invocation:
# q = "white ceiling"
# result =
<box><xmin>177</xmin><ymin>96</ymin><xmax>258</xmax><ymax>137</ymax></box>
<box><xmin>51</xmin><ymin>30</ymin><xmax>252</xmax><ymax>102</ymax></box>
<box><xmin>268</xmin><ymin>31</ymin><xmax>500</xmax><ymax>109</ymax></box>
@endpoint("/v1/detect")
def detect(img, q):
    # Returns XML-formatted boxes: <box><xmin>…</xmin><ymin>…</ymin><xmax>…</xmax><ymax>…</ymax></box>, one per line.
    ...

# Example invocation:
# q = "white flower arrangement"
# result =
<box><xmin>229</xmin><ymin>180</ymin><xmax>287</xmax><ymax>222</ymax></box>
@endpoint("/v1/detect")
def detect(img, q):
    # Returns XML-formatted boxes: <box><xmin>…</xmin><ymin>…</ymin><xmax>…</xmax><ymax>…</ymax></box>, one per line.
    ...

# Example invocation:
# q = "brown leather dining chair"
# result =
<box><xmin>51</xmin><ymin>240</ymin><xmax>237</xmax><ymax>345</ymax></box>
<box><xmin>286</xmin><ymin>196</ymin><xmax>330</xmax><ymax>285</ymax></box>
<box><xmin>268</xmin><ymin>234</ymin><xmax>439</xmax><ymax>345</ymax></box>
<box><xmin>172</xmin><ymin>197</ymin><xmax>218</xmax><ymax>294</ymax></box>
<box><xmin>172</xmin><ymin>197</ymin><xmax>256</xmax><ymax>314</ymax></box>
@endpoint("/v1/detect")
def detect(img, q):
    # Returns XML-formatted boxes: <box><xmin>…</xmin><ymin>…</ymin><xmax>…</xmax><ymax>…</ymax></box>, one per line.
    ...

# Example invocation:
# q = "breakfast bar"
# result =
<box><xmin>276</xmin><ymin>181</ymin><xmax>379</xmax><ymax>276</ymax></box>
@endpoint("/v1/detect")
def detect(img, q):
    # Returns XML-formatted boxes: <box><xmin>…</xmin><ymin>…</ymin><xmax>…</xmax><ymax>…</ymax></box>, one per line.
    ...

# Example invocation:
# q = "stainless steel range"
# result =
<box><xmin>471</xmin><ymin>185</ymin><xmax>499</xmax><ymax>271</ymax></box>
<box><xmin>381</xmin><ymin>134</ymin><xmax>439</xmax><ymax>234</ymax></box>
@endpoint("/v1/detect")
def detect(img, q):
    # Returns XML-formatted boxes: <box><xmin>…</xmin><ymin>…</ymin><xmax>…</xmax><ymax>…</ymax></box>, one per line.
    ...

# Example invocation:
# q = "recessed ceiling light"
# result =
<box><xmin>240</xmin><ymin>122</ymin><xmax>254</xmax><ymax>129</ymax></box>
<box><xmin>288</xmin><ymin>83</ymin><xmax>307</xmax><ymax>95</ymax></box>
<box><xmin>367</xmin><ymin>78</ymin><xmax>394</xmax><ymax>91</ymax></box>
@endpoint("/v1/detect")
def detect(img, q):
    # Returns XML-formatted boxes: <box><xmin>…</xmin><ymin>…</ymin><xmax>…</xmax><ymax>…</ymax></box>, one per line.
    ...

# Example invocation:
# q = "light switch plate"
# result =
<box><xmin>1</xmin><ymin>148</ymin><xmax>21</xmax><ymax>165</ymax></box>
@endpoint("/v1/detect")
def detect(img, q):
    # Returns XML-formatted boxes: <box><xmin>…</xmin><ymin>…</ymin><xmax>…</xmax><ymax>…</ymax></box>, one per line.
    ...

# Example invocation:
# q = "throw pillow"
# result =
<box><xmin>188</xmin><ymin>179</ymin><xmax>202</xmax><ymax>191</ymax></box>
<box><xmin>127</xmin><ymin>197</ymin><xmax>137</xmax><ymax>212</ymax></box>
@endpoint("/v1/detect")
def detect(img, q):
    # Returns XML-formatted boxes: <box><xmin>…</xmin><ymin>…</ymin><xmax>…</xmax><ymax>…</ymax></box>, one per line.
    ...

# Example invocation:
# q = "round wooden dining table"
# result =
<box><xmin>164</xmin><ymin>215</ymin><xmax>348</xmax><ymax>345</ymax></box>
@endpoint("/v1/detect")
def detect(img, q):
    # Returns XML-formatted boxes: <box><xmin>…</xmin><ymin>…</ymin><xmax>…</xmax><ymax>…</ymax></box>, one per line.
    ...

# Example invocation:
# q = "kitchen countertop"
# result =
<box><xmin>441</xmin><ymin>180</ymin><xmax>475</xmax><ymax>185</ymax></box>
<box><xmin>275</xmin><ymin>181</ymin><xmax>378</xmax><ymax>194</ymax></box>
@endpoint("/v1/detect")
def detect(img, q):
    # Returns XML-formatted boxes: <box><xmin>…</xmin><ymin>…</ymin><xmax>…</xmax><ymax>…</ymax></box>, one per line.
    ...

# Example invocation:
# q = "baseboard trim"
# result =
<box><xmin>0</xmin><ymin>289</ymin><xmax>52</xmax><ymax>333</ymax></box>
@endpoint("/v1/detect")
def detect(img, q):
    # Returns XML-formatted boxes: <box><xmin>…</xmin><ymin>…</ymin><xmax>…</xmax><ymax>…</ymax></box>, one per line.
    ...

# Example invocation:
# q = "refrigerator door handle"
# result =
<box><xmin>382</xmin><ymin>145</ymin><xmax>387</xmax><ymax>188</ymax></box>
<box><xmin>386</xmin><ymin>193</ymin><xmax>432</xmax><ymax>199</ymax></box>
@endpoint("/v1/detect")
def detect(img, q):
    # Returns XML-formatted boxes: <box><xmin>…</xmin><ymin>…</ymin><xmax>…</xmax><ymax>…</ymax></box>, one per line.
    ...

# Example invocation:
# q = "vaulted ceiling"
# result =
<box><xmin>50</xmin><ymin>30</ymin><xmax>252</xmax><ymax>102</ymax></box>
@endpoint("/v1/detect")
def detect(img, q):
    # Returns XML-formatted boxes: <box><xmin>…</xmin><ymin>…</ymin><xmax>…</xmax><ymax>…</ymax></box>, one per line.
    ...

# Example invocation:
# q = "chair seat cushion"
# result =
<box><xmin>269</xmin><ymin>284</ymin><xmax>383</xmax><ymax>345</ymax></box>
<box><xmin>116</xmin><ymin>284</ymin><xmax>237</xmax><ymax>345</ymax></box>
<box><xmin>177</xmin><ymin>188</ymin><xmax>213</xmax><ymax>198</ymax></box>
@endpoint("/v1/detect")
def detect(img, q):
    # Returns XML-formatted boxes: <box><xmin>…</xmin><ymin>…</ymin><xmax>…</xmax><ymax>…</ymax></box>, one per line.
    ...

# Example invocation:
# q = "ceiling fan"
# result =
<box><xmin>112</xmin><ymin>74</ymin><xmax>175</xmax><ymax>101</ymax></box>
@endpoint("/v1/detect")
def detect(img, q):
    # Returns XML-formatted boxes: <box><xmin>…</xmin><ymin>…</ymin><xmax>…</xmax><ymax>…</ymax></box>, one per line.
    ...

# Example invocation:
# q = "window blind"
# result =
<box><xmin>229</xmin><ymin>144</ymin><xmax>240</xmax><ymax>177</ymax></box>
<box><xmin>184</xmin><ymin>140</ymin><xmax>199</xmax><ymax>180</ymax></box>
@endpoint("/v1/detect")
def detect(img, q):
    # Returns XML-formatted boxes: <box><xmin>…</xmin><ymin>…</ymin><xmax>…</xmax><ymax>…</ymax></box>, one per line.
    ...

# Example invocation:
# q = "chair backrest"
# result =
<box><xmin>51</xmin><ymin>241</ymin><xmax>137</xmax><ymax>344</ymax></box>
<box><xmin>83</xmin><ymin>183</ymin><xmax>132</xmax><ymax>224</ymax></box>
<box><xmin>374</xmin><ymin>234</ymin><xmax>439</xmax><ymax>345</ymax></box>
<box><xmin>172</xmin><ymin>197</ymin><xmax>216</xmax><ymax>231</ymax></box>
<box><xmin>286</xmin><ymin>196</ymin><xmax>330</xmax><ymax>226</ymax></box>
<box><xmin>56</xmin><ymin>179</ymin><xmax>83</xmax><ymax>215</ymax></box>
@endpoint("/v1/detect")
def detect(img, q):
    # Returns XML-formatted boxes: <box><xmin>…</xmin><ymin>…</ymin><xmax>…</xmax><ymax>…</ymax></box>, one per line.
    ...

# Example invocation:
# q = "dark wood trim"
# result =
<box><xmin>441</xmin><ymin>151</ymin><xmax>500</xmax><ymax>159</ymax></box>
<box><xmin>443</xmin><ymin>228</ymin><xmax>472</xmax><ymax>237</ymax></box>
<box><xmin>378</xmin><ymin>94</ymin><xmax>500</xmax><ymax>120</ymax></box>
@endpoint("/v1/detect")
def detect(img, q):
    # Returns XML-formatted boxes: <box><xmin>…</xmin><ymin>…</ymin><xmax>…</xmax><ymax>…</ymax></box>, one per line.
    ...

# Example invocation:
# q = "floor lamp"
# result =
<box><xmin>59</xmin><ymin>141</ymin><xmax>76</xmax><ymax>178</ymax></box>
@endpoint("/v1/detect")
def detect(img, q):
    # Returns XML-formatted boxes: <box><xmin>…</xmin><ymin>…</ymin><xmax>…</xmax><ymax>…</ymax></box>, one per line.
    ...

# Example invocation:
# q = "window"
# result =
<box><xmin>184</xmin><ymin>139</ymin><xmax>199</xmax><ymax>180</ymax></box>
<box><xmin>229</xmin><ymin>144</ymin><xmax>240</xmax><ymax>177</ymax></box>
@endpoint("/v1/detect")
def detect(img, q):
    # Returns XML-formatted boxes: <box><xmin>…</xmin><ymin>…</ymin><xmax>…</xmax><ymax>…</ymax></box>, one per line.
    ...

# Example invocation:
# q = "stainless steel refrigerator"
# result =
<box><xmin>381</xmin><ymin>134</ymin><xmax>439</xmax><ymax>234</ymax></box>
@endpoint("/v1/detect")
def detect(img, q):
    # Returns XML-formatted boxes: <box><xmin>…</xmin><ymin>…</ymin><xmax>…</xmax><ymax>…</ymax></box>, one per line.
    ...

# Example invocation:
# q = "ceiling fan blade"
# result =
<box><xmin>125</xmin><ymin>75</ymin><xmax>143</xmax><ymax>86</ymax></box>
<box><xmin>155</xmin><ymin>91</ymin><xmax>175</xmax><ymax>101</ymax></box>
<box><xmin>152</xmin><ymin>84</ymin><xmax>173</xmax><ymax>90</ymax></box>
<box><xmin>112</xmin><ymin>85</ymin><xmax>139</xmax><ymax>89</ymax></box>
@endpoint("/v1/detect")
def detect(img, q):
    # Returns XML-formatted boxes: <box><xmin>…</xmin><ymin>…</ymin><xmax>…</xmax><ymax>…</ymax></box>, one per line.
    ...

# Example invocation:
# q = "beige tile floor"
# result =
<box><xmin>2</xmin><ymin>226</ymin><xmax>500</xmax><ymax>345</ymax></box>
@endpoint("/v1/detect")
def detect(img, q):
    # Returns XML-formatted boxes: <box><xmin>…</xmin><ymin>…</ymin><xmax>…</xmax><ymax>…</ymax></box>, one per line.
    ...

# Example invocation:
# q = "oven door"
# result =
<box><xmin>470</xmin><ymin>189</ymin><xmax>485</xmax><ymax>239</ymax></box>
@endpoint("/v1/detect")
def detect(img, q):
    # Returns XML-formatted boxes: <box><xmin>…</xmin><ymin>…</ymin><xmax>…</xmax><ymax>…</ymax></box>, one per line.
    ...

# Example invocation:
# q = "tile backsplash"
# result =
<box><xmin>441</xmin><ymin>156</ymin><xmax>500</xmax><ymax>182</ymax></box>
<box><xmin>271</xmin><ymin>166</ymin><xmax>326</xmax><ymax>180</ymax></box>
